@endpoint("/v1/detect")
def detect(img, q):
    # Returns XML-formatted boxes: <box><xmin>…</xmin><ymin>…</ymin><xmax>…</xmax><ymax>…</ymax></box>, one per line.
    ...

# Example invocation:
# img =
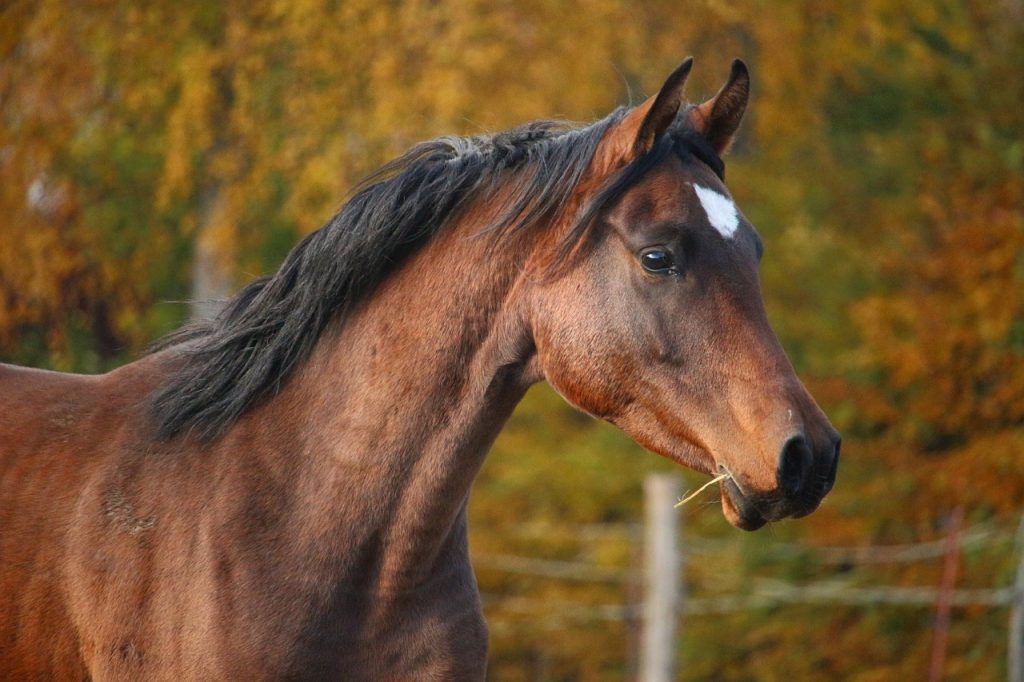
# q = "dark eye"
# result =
<box><xmin>639</xmin><ymin>248</ymin><xmax>677</xmax><ymax>275</ymax></box>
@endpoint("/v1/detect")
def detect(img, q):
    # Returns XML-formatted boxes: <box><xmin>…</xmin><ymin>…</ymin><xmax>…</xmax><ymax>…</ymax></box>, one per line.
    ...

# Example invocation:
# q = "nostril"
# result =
<box><xmin>777</xmin><ymin>435</ymin><xmax>812</xmax><ymax>497</ymax></box>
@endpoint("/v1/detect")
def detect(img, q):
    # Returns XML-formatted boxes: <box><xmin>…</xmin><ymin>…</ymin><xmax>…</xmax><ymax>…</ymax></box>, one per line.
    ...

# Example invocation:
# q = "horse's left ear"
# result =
<box><xmin>594</xmin><ymin>57</ymin><xmax>693</xmax><ymax>172</ymax></box>
<box><xmin>687</xmin><ymin>59</ymin><xmax>750</xmax><ymax>154</ymax></box>
<box><xmin>633</xmin><ymin>57</ymin><xmax>694</xmax><ymax>154</ymax></box>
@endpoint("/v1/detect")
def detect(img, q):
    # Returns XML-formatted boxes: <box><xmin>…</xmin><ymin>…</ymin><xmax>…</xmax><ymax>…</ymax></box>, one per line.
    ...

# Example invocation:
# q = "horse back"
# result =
<box><xmin>0</xmin><ymin>363</ymin><xmax>114</xmax><ymax>482</ymax></box>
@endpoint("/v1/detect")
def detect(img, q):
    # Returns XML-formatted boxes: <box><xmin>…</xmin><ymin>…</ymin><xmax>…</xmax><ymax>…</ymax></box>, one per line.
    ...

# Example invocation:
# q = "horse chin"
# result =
<box><xmin>720</xmin><ymin>478</ymin><xmax>767</xmax><ymax>531</ymax></box>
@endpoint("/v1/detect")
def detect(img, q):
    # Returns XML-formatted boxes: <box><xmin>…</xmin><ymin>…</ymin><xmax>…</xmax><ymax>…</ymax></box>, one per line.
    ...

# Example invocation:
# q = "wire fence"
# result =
<box><xmin>473</xmin><ymin>516</ymin><xmax>1024</xmax><ymax>617</ymax></box>
<box><xmin>475</xmin><ymin>484</ymin><xmax>1024</xmax><ymax>680</ymax></box>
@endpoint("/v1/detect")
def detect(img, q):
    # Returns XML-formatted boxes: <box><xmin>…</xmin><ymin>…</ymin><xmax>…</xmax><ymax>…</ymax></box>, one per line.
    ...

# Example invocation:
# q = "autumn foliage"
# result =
<box><xmin>2</xmin><ymin>1</ymin><xmax>1022</xmax><ymax>679</ymax></box>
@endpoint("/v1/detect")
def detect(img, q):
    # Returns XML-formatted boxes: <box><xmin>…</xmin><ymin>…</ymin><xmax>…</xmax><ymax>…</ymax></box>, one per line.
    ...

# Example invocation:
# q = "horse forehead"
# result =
<box><xmin>620</xmin><ymin>164</ymin><xmax>744</xmax><ymax>239</ymax></box>
<box><xmin>619</xmin><ymin>169</ymin><xmax>697</xmax><ymax>223</ymax></box>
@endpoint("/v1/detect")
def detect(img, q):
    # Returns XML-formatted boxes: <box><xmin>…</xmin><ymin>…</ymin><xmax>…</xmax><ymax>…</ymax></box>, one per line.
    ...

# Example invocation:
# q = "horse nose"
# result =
<box><xmin>776</xmin><ymin>435</ymin><xmax>813</xmax><ymax>498</ymax></box>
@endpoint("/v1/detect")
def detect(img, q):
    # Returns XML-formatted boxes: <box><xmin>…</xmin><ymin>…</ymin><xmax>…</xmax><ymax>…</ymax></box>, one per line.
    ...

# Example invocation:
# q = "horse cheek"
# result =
<box><xmin>534</xmin><ymin>319</ymin><xmax>633</xmax><ymax>422</ymax></box>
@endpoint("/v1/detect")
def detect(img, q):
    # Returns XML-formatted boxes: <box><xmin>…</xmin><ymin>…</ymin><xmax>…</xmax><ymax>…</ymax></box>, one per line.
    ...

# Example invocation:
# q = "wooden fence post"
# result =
<box><xmin>928</xmin><ymin>506</ymin><xmax>964</xmax><ymax>682</ymax></box>
<box><xmin>641</xmin><ymin>474</ymin><xmax>681</xmax><ymax>682</ymax></box>
<box><xmin>1009</xmin><ymin>512</ymin><xmax>1024</xmax><ymax>682</ymax></box>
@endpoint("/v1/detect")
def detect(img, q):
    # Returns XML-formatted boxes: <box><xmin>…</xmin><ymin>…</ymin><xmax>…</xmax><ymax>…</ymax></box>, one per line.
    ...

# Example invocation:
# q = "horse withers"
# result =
<box><xmin>0</xmin><ymin>58</ymin><xmax>839</xmax><ymax>679</ymax></box>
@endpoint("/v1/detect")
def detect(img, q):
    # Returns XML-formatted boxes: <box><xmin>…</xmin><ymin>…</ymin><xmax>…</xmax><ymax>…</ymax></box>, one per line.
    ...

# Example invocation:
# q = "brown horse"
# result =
<box><xmin>0</xmin><ymin>58</ymin><xmax>839</xmax><ymax>680</ymax></box>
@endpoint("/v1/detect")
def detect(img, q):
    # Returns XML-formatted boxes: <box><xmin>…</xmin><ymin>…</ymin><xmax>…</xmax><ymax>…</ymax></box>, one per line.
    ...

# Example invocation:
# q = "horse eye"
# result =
<box><xmin>640</xmin><ymin>248</ymin><xmax>676</xmax><ymax>275</ymax></box>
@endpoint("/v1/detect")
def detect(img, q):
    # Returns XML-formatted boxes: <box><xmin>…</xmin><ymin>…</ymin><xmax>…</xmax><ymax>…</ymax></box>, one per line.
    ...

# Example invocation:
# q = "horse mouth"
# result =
<box><xmin>719</xmin><ymin>473</ymin><xmax>826</xmax><ymax>531</ymax></box>
<box><xmin>720</xmin><ymin>477</ymin><xmax>768</xmax><ymax>531</ymax></box>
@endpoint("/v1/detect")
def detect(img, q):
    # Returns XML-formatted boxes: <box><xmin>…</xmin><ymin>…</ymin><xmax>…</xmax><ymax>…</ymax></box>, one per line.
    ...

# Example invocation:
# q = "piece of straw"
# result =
<box><xmin>674</xmin><ymin>472</ymin><xmax>731</xmax><ymax>508</ymax></box>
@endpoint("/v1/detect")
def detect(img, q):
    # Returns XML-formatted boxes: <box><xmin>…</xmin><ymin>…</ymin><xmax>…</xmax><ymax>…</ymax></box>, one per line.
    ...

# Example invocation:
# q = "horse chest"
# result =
<box><xmin>75</xmin><ymin>549</ymin><xmax>489</xmax><ymax>680</ymax></box>
<box><xmin>285</xmin><ymin>601</ymin><xmax>489</xmax><ymax>681</ymax></box>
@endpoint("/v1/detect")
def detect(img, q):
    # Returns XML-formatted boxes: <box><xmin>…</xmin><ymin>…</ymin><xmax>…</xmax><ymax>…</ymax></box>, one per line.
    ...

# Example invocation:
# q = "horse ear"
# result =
<box><xmin>633</xmin><ymin>57</ymin><xmax>694</xmax><ymax>153</ymax></box>
<box><xmin>595</xmin><ymin>57</ymin><xmax>693</xmax><ymax>171</ymax></box>
<box><xmin>687</xmin><ymin>59</ymin><xmax>750</xmax><ymax>154</ymax></box>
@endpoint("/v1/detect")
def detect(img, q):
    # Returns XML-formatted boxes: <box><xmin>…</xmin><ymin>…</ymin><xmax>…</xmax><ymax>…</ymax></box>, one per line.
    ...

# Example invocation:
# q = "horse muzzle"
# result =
<box><xmin>719</xmin><ymin>430</ymin><xmax>841</xmax><ymax>531</ymax></box>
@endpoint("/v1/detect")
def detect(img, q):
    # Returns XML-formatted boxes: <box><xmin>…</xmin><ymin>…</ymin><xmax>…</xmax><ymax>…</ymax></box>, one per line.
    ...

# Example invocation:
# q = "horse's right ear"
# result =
<box><xmin>594</xmin><ymin>58</ymin><xmax>693</xmax><ymax>172</ymax></box>
<box><xmin>686</xmin><ymin>59</ymin><xmax>750</xmax><ymax>154</ymax></box>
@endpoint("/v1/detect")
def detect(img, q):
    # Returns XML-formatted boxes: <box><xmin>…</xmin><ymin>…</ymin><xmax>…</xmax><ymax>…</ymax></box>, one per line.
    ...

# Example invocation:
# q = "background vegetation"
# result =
<box><xmin>2</xmin><ymin>1</ymin><xmax>1022</xmax><ymax>679</ymax></box>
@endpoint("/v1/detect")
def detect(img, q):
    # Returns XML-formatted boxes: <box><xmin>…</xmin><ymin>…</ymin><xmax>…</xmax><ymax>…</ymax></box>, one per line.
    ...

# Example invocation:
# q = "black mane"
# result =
<box><xmin>148</xmin><ymin>109</ymin><xmax>723</xmax><ymax>441</ymax></box>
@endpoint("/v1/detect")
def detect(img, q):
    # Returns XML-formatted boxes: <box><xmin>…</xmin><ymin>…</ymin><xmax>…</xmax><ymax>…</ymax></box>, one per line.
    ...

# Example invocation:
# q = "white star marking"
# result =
<box><xmin>692</xmin><ymin>184</ymin><xmax>739</xmax><ymax>239</ymax></box>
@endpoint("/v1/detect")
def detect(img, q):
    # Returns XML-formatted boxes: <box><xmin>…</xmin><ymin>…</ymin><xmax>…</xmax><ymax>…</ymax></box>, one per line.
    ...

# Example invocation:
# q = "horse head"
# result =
<box><xmin>527</xmin><ymin>59</ymin><xmax>840</xmax><ymax>529</ymax></box>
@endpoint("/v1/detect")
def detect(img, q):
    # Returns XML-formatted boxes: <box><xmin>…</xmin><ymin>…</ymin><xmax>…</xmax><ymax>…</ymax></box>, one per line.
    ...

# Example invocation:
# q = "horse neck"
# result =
<box><xmin>259</xmin><ymin>214</ymin><xmax>541</xmax><ymax>593</ymax></box>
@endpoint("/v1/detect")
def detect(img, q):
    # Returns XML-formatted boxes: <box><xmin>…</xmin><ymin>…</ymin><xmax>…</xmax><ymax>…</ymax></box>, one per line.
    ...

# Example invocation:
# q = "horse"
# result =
<box><xmin>0</xmin><ymin>57</ymin><xmax>840</xmax><ymax>680</ymax></box>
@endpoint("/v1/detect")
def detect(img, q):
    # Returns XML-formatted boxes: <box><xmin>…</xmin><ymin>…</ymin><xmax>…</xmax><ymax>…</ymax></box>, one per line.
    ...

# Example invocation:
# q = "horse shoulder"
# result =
<box><xmin>0</xmin><ymin>357</ymin><xmax>168</xmax><ymax>678</ymax></box>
